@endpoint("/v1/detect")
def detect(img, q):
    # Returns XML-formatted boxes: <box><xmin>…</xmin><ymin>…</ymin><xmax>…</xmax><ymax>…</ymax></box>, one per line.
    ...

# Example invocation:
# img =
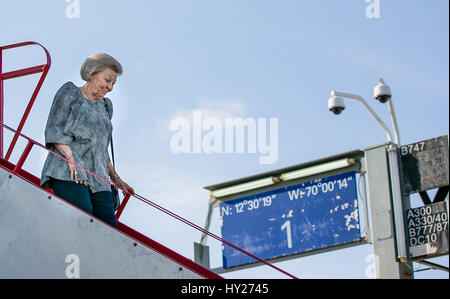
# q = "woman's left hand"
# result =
<box><xmin>114</xmin><ymin>177</ymin><xmax>135</xmax><ymax>195</ymax></box>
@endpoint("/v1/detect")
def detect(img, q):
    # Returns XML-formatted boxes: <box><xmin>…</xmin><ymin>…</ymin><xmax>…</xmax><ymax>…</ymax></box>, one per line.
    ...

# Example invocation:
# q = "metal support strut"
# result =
<box><xmin>0</xmin><ymin>41</ymin><xmax>51</xmax><ymax>160</ymax></box>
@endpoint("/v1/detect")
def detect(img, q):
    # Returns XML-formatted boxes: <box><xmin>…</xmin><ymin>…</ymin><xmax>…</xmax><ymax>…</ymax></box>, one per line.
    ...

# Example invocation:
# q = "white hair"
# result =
<box><xmin>80</xmin><ymin>53</ymin><xmax>123</xmax><ymax>81</ymax></box>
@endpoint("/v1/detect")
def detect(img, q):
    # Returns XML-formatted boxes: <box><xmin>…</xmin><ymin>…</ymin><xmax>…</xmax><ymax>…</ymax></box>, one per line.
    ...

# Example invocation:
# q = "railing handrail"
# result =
<box><xmin>0</xmin><ymin>122</ymin><xmax>221</xmax><ymax>279</ymax></box>
<box><xmin>0</xmin><ymin>121</ymin><xmax>299</xmax><ymax>279</ymax></box>
<box><xmin>0</xmin><ymin>41</ymin><xmax>52</xmax><ymax>160</ymax></box>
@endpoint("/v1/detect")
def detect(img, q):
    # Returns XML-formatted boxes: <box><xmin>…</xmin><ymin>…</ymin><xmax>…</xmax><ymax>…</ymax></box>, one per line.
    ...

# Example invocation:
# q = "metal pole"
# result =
<box><xmin>0</xmin><ymin>48</ymin><xmax>3</xmax><ymax>158</ymax></box>
<box><xmin>195</xmin><ymin>197</ymin><xmax>217</xmax><ymax>267</ymax></box>
<box><xmin>387</xmin><ymin>144</ymin><xmax>408</xmax><ymax>262</ymax></box>
<box><xmin>200</xmin><ymin>197</ymin><xmax>217</xmax><ymax>246</ymax></box>
<box><xmin>359</xmin><ymin>168</ymin><xmax>372</xmax><ymax>243</ymax></box>
<box><xmin>387</xmin><ymin>99</ymin><xmax>400</xmax><ymax>145</ymax></box>
<box><xmin>364</xmin><ymin>143</ymin><xmax>413</xmax><ymax>278</ymax></box>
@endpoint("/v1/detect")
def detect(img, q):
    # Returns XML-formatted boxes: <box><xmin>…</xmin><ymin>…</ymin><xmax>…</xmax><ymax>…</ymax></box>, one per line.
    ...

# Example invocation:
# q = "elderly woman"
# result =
<box><xmin>40</xmin><ymin>53</ymin><xmax>134</xmax><ymax>228</ymax></box>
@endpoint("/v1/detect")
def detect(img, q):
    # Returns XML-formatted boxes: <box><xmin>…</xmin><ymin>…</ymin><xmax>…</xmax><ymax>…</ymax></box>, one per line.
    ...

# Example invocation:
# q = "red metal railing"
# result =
<box><xmin>0</xmin><ymin>41</ymin><xmax>299</xmax><ymax>279</ymax></box>
<box><xmin>0</xmin><ymin>41</ymin><xmax>51</xmax><ymax>160</ymax></box>
<box><xmin>0</xmin><ymin>122</ymin><xmax>298</xmax><ymax>279</ymax></box>
<box><xmin>0</xmin><ymin>122</ymin><xmax>223</xmax><ymax>279</ymax></box>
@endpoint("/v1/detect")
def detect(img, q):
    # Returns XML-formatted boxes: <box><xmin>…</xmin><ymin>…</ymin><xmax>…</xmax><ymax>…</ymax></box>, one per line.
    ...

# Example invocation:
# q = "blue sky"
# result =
<box><xmin>1</xmin><ymin>0</ymin><xmax>448</xmax><ymax>278</ymax></box>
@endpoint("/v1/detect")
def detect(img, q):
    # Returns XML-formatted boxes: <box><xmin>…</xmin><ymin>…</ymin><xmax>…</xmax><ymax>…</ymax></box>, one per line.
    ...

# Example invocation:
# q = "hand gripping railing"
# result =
<box><xmin>0</xmin><ymin>122</ymin><xmax>299</xmax><ymax>279</ymax></box>
<box><xmin>0</xmin><ymin>41</ymin><xmax>51</xmax><ymax>160</ymax></box>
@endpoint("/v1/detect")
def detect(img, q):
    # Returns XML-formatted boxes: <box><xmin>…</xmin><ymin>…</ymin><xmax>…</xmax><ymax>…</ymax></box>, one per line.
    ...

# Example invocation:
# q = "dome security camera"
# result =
<box><xmin>374</xmin><ymin>78</ymin><xmax>392</xmax><ymax>103</ymax></box>
<box><xmin>328</xmin><ymin>96</ymin><xmax>345</xmax><ymax>115</ymax></box>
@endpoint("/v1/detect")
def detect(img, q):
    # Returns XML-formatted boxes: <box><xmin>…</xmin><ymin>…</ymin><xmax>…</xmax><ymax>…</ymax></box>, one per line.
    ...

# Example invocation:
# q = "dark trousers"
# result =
<box><xmin>51</xmin><ymin>179</ymin><xmax>118</xmax><ymax>228</ymax></box>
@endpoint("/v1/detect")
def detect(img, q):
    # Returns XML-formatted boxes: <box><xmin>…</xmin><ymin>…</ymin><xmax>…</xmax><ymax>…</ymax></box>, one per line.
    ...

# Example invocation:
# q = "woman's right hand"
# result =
<box><xmin>68</xmin><ymin>156</ymin><xmax>86</xmax><ymax>184</ymax></box>
<box><xmin>54</xmin><ymin>143</ymin><xmax>86</xmax><ymax>184</ymax></box>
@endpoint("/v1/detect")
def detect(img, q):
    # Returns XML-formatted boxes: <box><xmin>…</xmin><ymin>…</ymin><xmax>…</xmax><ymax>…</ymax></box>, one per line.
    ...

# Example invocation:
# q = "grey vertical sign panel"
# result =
<box><xmin>406</xmin><ymin>201</ymin><xmax>449</xmax><ymax>259</ymax></box>
<box><xmin>400</xmin><ymin>135</ymin><xmax>449</xmax><ymax>195</ymax></box>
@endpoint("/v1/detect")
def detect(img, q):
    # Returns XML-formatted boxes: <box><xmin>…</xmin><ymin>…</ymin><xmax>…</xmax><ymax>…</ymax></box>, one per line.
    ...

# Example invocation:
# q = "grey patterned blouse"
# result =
<box><xmin>40</xmin><ymin>81</ymin><xmax>113</xmax><ymax>193</ymax></box>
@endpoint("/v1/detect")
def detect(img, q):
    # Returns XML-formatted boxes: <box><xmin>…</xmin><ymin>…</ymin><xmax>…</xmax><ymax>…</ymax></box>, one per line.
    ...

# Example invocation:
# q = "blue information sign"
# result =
<box><xmin>220</xmin><ymin>171</ymin><xmax>361</xmax><ymax>268</ymax></box>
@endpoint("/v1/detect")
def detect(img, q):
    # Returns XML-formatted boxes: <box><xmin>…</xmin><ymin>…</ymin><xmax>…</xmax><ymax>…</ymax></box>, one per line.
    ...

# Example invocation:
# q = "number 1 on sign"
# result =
<box><xmin>281</xmin><ymin>220</ymin><xmax>293</xmax><ymax>249</ymax></box>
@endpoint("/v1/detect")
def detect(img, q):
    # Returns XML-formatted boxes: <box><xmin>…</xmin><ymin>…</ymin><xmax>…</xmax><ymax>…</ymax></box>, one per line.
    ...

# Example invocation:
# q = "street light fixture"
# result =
<box><xmin>328</xmin><ymin>79</ymin><xmax>408</xmax><ymax>264</ymax></box>
<box><xmin>280</xmin><ymin>158</ymin><xmax>356</xmax><ymax>182</ymax></box>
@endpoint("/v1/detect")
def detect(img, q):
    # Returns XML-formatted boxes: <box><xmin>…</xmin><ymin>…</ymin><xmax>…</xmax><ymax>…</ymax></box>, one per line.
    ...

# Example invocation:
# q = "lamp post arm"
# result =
<box><xmin>387</xmin><ymin>98</ymin><xmax>400</xmax><ymax>145</ymax></box>
<box><xmin>331</xmin><ymin>90</ymin><xmax>393</xmax><ymax>143</ymax></box>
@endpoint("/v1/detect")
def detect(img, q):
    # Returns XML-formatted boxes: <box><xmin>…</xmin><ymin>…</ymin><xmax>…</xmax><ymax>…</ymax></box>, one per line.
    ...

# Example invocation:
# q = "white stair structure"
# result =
<box><xmin>0</xmin><ymin>166</ymin><xmax>207</xmax><ymax>278</ymax></box>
